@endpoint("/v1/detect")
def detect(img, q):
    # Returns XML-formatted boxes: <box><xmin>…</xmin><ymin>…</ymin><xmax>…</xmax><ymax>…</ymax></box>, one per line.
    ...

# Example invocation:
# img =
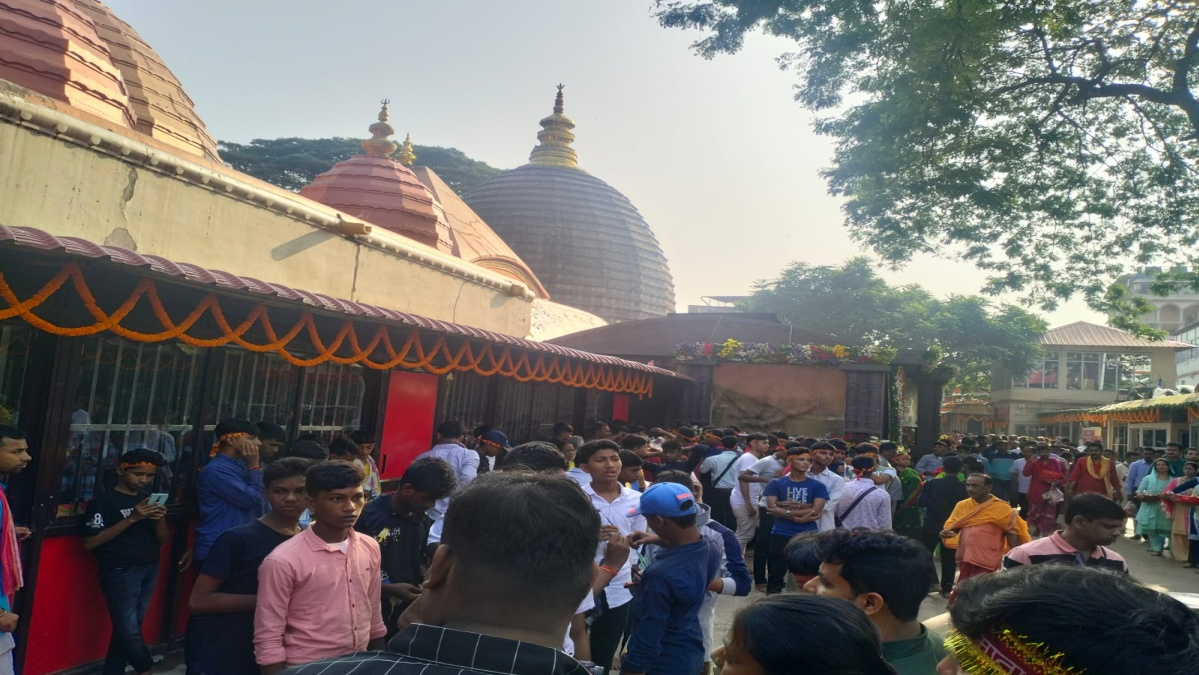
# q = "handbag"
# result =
<box><xmin>835</xmin><ymin>486</ymin><xmax>878</xmax><ymax>528</ymax></box>
<box><xmin>1044</xmin><ymin>486</ymin><xmax>1065</xmax><ymax>504</ymax></box>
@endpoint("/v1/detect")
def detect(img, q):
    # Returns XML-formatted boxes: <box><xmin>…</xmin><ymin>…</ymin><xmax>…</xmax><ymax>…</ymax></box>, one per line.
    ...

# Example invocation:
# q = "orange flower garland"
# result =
<box><xmin>0</xmin><ymin>263</ymin><xmax>654</xmax><ymax>397</ymax></box>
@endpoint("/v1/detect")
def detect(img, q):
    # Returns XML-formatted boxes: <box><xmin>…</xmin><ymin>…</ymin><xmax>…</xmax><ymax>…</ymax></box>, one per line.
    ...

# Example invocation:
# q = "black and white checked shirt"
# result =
<box><xmin>281</xmin><ymin>624</ymin><xmax>592</xmax><ymax>675</ymax></box>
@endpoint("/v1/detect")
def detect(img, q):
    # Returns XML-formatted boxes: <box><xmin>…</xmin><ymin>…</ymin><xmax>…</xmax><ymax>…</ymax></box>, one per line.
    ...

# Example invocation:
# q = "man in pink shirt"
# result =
<box><xmin>255</xmin><ymin>460</ymin><xmax>385</xmax><ymax>673</ymax></box>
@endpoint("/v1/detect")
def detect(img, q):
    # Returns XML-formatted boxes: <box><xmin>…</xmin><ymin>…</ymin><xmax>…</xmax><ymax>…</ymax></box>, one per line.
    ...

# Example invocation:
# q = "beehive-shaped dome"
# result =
<box><xmin>299</xmin><ymin>103</ymin><xmax>453</xmax><ymax>253</ymax></box>
<box><xmin>0</xmin><ymin>0</ymin><xmax>219</xmax><ymax>160</ymax></box>
<box><xmin>464</xmin><ymin>87</ymin><xmax>675</xmax><ymax>323</ymax></box>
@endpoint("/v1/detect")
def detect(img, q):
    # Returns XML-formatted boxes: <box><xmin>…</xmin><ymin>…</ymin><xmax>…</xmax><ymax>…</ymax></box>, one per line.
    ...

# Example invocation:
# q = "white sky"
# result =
<box><xmin>106</xmin><ymin>0</ymin><xmax>1103</xmax><ymax>328</ymax></box>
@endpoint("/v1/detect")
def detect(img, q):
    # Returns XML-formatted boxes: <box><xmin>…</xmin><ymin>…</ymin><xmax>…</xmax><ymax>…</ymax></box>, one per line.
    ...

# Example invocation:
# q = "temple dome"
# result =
<box><xmin>465</xmin><ymin>86</ymin><xmax>675</xmax><ymax>323</ymax></box>
<box><xmin>0</xmin><ymin>0</ymin><xmax>219</xmax><ymax>160</ymax></box>
<box><xmin>300</xmin><ymin>103</ymin><xmax>454</xmax><ymax>253</ymax></box>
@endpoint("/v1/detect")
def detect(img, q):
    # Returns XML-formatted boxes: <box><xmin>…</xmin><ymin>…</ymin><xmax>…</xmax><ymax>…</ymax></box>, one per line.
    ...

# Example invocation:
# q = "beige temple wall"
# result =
<box><xmin>711</xmin><ymin>363</ymin><xmax>847</xmax><ymax>436</ymax></box>
<box><xmin>0</xmin><ymin>98</ymin><xmax>535</xmax><ymax>336</ymax></box>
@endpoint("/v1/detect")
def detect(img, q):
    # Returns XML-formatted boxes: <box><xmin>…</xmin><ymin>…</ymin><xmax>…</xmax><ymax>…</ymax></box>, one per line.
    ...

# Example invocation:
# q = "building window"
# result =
<box><xmin>1137</xmin><ymin>428</ymin><xmax>1168</xmax><ymax>449</ymax></box>
<box><xmin>297</xmin><ymin>361</ymin><xmax>365</xmax><ymax>438</ymax></box>
<box><xmin>61</xmin><ymin>337</ymin><xmax>204</xmax><ymax>516</ymax></box>
<box><xmin>1065</xmin><ymin>352</ymin><xmax>1102</xmax><ymax>390</ymax></box>
<box><xmin>1013</xmin><ymin>351</ymin><xmax>1059</xmax><ymax>389</ymax></box>
<box><xmin>1104</xmin><ymin>353</ymin><xmax>1152</xmax><ymax>394</ymax></box>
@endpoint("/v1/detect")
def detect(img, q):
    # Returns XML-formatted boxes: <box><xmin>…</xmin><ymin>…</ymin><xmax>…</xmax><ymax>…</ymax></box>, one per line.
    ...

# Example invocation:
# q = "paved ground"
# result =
<box><xmin>153</xmin><ymin>523</ymin><xmax>1194</xmax><ymax>675</ymax></box>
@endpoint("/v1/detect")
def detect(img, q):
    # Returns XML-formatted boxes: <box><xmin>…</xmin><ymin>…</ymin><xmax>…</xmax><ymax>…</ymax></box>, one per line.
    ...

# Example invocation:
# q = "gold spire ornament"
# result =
<box><xmin>398</xmin><ymin>133</ymin><xmax>417</xmax><ymax>166</ymax></box>
<box><xmin>362</xmin><ymin>98</ymin><xmax>399</xmax><ymax>157</ymax></box>
<box><xmin>529</xmin><ymin>84</ymin><xmax>579</xmax><ymax>168</ymax></box>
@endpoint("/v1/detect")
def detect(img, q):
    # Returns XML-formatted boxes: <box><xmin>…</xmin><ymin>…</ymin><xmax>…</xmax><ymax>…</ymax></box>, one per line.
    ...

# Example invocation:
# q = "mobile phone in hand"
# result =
<box><xmin>148</xmin><ymin>493</ymin><xmax>169</xmax><ymax>507</ymax></box>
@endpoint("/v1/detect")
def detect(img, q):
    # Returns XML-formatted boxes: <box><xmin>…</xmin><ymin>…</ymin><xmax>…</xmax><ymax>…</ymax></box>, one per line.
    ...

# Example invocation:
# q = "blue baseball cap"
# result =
<box><xmin>628</xmin><ymin>482</ymin><xmax>697</xmax><ymax>518</ymax></box>
<box><xmin>480</xmin><ymin>429</ymin><xmax>510</xmax><ymax>447</ymax></box>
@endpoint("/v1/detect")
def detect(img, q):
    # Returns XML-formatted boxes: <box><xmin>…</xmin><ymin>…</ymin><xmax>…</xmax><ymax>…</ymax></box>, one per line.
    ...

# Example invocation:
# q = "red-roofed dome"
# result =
<box><xmin>0</xmin><ymin>0</ymin><xmax>220</xmax><ymax>160</ymax></box>
<box><xmin>299</xmin><ymin>103</ymin><xmax>453</xmax><ymax>253</ymax></box>
<box><xmin>0</xmin><ymin>0</ymin><xmax>134</xmax><ymax>127</ymax></box>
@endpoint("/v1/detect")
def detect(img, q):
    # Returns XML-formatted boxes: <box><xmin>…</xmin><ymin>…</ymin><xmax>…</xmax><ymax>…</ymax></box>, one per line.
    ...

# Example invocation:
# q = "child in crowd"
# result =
<box><xmin>618</xmin><ymin>450</ymin><xmax>648</xmax><ymax>492</ymax></box>
<box><xmin>185</xmin><ymin>458</ymin><xmax>311</xmax><ymax>675</ymax></box>
<box><xmin>621</xmin><ymin>482</ymin><xmax>720</xmax><ymax>675</ymax></box>
<box><xmin>354</xmin><ymin>457</ymin><xmax>456</xmax><ymax>636</ymax></box>
<box><xmin>621</xmin><ymin>434</ymin><xmax>660</xmax><ymax>480</ymax></box>
<box><xmin>350</xmin><ymin>430</ymin><xmax>381</xmax><ymax>499</ymax></box>
<box><xmin>83</xmin><ymin>449</ymin><xmax>168</xmax><ymax>675</ymax></box>
<box><xmin>254</xmin><ymin>460</ymin><xmax>385</xmax><ymax>673</ymax></box>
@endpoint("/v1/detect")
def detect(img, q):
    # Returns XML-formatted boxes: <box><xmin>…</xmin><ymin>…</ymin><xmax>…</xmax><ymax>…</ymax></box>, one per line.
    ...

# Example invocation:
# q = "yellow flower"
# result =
<box><xmin>718</xmin><ymin>338</ymin><xmax>742</xmax><ymax>359</ymax></box>
<box><xmin>833</xmin><ymin>344</ymin><xmax>848</xmax><ymax>359</ymax></box>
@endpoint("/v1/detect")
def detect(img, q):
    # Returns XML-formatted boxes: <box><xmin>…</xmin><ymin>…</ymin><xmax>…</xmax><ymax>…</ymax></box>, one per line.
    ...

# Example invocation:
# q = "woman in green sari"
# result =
<box><xmin>1137</xmin><ymin>458</ymin><xmax>1174</xmax><ymax>555</ymax></box>
<box><xmin>892</xmin><ymin>450</ymin><xmax>924</xmax><ymax>539</ymax></box>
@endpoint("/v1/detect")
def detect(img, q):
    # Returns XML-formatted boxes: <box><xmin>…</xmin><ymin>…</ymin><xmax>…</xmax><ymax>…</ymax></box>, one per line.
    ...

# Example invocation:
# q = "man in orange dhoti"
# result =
<box><xmin>941</xmin><ymin>473</ymin><xmax>1030</xmax><ymax>585</ymax></box>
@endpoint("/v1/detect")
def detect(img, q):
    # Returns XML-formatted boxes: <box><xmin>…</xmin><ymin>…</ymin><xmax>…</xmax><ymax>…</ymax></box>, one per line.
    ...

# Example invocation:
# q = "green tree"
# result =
<box><xmin>655</xmin><ymin>1</ymin><xmax>1199</xmax><ymax>329</ymax></box>
<box><xmin>746</xmin><ymin>258</ymin><xmax>1048</xmax><ymax>391</ymax></box>
<box><xmin>217</xmin><ymin>137</ymin><xmax>503</xmax><ymax>194</ymax></box>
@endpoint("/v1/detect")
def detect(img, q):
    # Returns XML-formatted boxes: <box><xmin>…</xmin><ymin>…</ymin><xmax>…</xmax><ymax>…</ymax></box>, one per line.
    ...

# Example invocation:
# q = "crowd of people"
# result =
<box><xmin>0</xmin><ymin>421</ymin><xmax>1197</xmax><ymax>675</ymax></box>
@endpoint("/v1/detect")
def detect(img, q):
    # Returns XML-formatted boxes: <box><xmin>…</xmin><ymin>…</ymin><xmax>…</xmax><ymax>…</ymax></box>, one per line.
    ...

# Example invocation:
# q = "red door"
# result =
<box><xmin>612</xmin><ymin>394</ymin><xmax>630</xmax><ymax>422</ymax></box>
<box><xmin>378</xmin><ymin>371</ymin><xmax>439</xmax><ymax>480</ymax></box>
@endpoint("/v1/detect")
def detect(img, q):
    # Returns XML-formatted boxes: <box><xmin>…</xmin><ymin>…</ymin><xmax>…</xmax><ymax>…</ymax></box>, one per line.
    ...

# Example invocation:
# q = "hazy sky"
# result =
<box><xmin>106</xmin><ymin>0</ymin><xmax>1102</xmax><ymax>328</ymax></box>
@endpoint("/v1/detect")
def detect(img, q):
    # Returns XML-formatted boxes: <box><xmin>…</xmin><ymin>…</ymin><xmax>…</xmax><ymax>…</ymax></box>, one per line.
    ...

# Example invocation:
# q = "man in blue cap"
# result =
<box><xmin>622</xmin><ymin>483</ymin><xmax>721</xmax><ymax>675</ymax></box>
<box><xmin>475</xmin><ymin>429</ymin><xmax>509</xmax><ymax>474</ymax></box>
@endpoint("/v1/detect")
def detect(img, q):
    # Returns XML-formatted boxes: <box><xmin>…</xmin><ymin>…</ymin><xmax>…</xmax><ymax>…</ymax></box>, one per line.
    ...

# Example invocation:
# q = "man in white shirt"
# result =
<box><xmin>1108</xmin><ymin>449</ymin><xmax>1130</xmax><ymax>504</ymax></box>
<box><xmin>836</xmin><ymin>456</ymin><xmax>893</xmax><ymax>530</ymax></box>
<box><xmin>742</xmin><ymin>446</ymin><xmax>786</xmax><ymax>591</ymax></box>
<box><xmin>729</xmin><ymin>434</ymin><xmax>770</xmax><ymax>549</ymax></box>
<box><xmin>577</xmin><ymin>439</ymin><xmax>644</xmax><ymax>674</ymax></box>
<box><xmin>699</xmin><ymin>435</ymin><xmax>741</xmax><ymax>530</ymax></box>
<box><xmin>808</xmin><ymin>442</ymin><xmax>846</xmax><ymax>532</ymax></box>
<box><xmin>413</xmin><ymin>420</ymin><xmax>479</xmax><ymax>525</ymax></box>
<box><xmin>1010</xmin><ymin>443</ymin><xmax>1034</xmax><ymax>519</ymax></box>
<box><xmin>876</xmin><ymin>442</ymin><xmax>905</xmax><ymax>513</ymax></box>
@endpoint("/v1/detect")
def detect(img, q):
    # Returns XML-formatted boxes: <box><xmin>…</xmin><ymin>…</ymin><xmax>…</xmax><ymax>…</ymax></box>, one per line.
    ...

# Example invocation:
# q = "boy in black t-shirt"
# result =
<box><xmin>354</xmin><ymin>457</ymin><xmax>455</xmax><ymax>636</ymax></box>
<box><xmin>83</xmin><ymin>448</ymin><xmax>168</xmax><ymax>675</ymax></box>
<box><xmin>184</xmin><ymin>457</ymin><xmax>311</xmax><ymax>675</ymax></box>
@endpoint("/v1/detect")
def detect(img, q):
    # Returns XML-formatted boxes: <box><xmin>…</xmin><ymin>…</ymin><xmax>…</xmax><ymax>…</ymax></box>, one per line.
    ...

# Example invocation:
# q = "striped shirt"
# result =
<box><xmin>1003</xmin><ymin>532</ymin><xmax>1127</xmax><ymax>573</ymax></box>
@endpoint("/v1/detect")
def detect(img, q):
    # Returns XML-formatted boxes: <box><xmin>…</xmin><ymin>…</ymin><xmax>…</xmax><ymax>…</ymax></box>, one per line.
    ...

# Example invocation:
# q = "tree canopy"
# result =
<box><xmin>218</xmin><ymin>137</ymin><xmax>503</xmax><ymax>194</ymax></box>
<box><xmin>746</xmin><ymin>257</ymin><xmax>1048</xmax><ymax>391</ymax></box>
<box><xmin>655</xmin><ymin>1</ymin><xmax>1199</xmax><ymax>328</ymax></box>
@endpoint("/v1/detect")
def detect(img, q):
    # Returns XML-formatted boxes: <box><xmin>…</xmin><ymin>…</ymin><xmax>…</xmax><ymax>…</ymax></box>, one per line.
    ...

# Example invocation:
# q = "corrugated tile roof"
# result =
<box><xmin>1038</xmin><ymin>321</ymin><xmax>1192</xmax><ymax>349</ymax></box>
<box><xmin>0</xmin><ymin>224</ymin><xmax>685</xmax><ymax>379</ymax></box>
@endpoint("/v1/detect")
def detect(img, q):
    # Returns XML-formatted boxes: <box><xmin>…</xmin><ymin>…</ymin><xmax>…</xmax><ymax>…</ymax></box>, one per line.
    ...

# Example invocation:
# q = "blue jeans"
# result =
<box><xmin>99</xmin><ymin>563</ymin><xmax>159</xmax><ymax>675</ymax></box>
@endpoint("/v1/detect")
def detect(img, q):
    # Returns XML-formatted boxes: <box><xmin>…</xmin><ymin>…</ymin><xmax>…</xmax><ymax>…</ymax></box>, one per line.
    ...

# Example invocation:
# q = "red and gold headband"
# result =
<box><xmin>944</xmin><ymin>627</ymin><xmax>1083</xmax><ymax>675</ymax></box>
<box><xmin>119</xmin><ymin>461</ymin><xmax>158</xmax><ymax>470</ymax></box>
<box><xmin>210</xmin><ymin>431</ymin><xmax>250</xmax><ymax>458</ymax></box>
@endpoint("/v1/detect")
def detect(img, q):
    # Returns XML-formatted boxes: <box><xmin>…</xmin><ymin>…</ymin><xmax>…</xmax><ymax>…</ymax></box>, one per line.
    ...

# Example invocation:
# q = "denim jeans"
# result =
<box><xmin>99</xmin><ymin>563</ymin><xmax>159</xmax><ymax>675</ymax></box>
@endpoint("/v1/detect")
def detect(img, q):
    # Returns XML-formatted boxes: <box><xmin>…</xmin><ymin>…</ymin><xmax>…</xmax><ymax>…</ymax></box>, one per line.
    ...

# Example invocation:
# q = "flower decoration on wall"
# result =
<box><xmin>669</xmin><ymin>341</ymin><xmax>898</xmax><ymax>366</ymax></box>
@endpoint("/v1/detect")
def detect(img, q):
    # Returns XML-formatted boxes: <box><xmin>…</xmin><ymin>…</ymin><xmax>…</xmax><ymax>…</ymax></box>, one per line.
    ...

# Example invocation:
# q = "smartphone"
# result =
<box><xmin>147</xmin><ymin>493</ymin><xmax>169</xmax><ymax>507</ymax></box>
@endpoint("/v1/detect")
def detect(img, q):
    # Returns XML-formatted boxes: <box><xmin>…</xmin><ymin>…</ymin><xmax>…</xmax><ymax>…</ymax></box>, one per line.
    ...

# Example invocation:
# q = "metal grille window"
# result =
<box><xmin>436</xmin><ymin>371</ymin><xmax>492</xmax><ymax>434</ymax></box>
<box><xmin>0</xmin><ymin>323</ymin><xmax>31</xmax><ymax>429</ymax></box>
<box><xmin>297</xmin><ymin>361</ymin><xmax>365</xmax><ymax>439</ymax></box>
<box><xmin>211</xmin><ymin>350</ymin><xmax>298</xmax><ymax>427</ymax></box>
<box><xmin>61</xmin><ymin>337</ymin><xmax>203</xmax><ymax>515</ymax></box>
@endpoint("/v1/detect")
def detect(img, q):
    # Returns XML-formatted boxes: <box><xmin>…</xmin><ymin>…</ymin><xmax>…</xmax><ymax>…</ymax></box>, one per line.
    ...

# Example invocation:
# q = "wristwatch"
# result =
<box><xmin>785</xmin><ymin>509</ymin><xmax>792</xmax><ymax>517</ymax></box>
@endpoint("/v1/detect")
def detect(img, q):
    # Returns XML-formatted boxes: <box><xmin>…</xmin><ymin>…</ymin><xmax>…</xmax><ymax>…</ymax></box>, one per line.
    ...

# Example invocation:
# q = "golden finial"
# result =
<box><xmin>529</xmin><ymin>84</ymin><xmax>578</xmax><ymax>169</ymax></box>
<box><xmin>362</xmin><ymin>98</ymin><xmax>398</xmax><ymax>157</ymax></box>
<box><xmin>398</xmin><ymin>133</ymin><xmax>417</xmax><ymax>166</ymax></box>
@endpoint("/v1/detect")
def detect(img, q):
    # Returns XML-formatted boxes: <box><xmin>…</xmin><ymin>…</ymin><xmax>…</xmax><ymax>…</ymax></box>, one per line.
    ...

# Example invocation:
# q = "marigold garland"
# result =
<box><xmin>0</xmin><ymin>263</ymin><xmax>654</xmax><ymax>397</ymax></box>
